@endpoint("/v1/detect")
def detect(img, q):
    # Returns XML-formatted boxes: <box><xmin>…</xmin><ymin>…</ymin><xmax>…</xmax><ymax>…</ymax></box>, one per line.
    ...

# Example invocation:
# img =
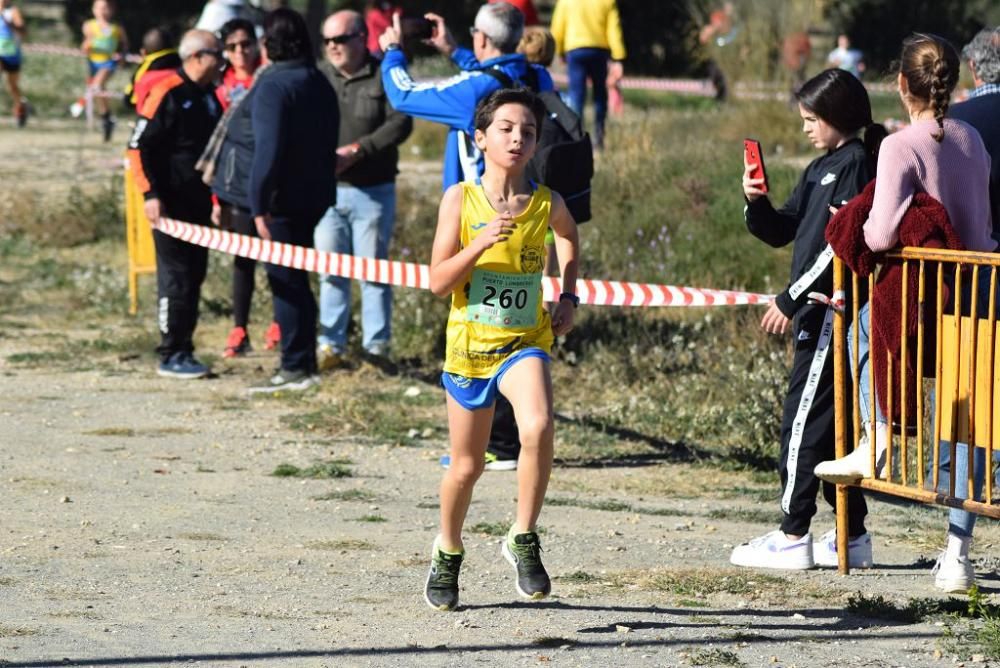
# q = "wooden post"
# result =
<box><xmin>833</xmin><ymin>258</ymin><xmax>850</xmax><ymax>575</ymax></box>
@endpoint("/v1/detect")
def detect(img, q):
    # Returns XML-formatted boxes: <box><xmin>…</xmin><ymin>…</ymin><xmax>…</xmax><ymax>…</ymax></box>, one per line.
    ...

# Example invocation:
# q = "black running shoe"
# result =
<box><xmin>424</xmin><ymin>538</ymin><xmax>463</xmax><ymax>611</ymax></box>
<box><xmin>502</xmin><ymin>530</ymin><xmax>551</xmax><ymax>599</ymax></box>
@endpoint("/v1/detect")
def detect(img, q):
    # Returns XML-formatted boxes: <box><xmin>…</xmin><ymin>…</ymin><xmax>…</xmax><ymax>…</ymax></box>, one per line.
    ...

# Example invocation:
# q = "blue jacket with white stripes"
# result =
<box><xmin>381</xmin><ymin>47</ymin><xmax>553</xmax><ymax>190</ymax></box>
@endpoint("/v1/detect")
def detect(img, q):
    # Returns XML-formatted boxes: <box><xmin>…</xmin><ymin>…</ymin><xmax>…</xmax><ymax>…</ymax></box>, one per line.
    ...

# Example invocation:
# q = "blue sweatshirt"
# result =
<box><xmin>249</xmin><ymin>59</ymin><xmax>339</xmax><ymax>218</ymax></box>
<box><xmin>381</xmin><ymin>47</ymin><xmax>553</xmax><ymax>190</ymax></box>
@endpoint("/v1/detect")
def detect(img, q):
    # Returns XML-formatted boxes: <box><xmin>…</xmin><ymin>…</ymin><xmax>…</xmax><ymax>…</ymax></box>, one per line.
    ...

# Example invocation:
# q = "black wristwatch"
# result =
<box><xmin>559</xmin><ymin>292</ymin><xmax>580</xmax><ymax>308</ymax></box>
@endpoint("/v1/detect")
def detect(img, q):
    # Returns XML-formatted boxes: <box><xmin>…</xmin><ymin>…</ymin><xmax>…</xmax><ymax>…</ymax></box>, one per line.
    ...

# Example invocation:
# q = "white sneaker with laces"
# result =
<box><xmin>812</xmin><ymin>529</ymin><xmax>874</xmax><ymax>568</ymax></box>
<box><xmin>933</xmin><ymin>551</ymin><xmax>975</xmax><ymax>593</ymax></box>
<box><xmin>729</xmin><ymin>530</ymin><xmax>814</xmax><ymax>570</ymax></box>
<box><xmin>814</xmin><ymin>428</ymin><xmax>888</xmax><ymax>484</ymax></box>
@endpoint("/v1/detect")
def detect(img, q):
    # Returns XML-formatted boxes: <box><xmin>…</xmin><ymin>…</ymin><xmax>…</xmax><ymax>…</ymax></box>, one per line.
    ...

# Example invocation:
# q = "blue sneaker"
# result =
<box><xmin>157</xmin><ymin>352</ymin><xmax>209</xmax><ymax>379</ymax></box>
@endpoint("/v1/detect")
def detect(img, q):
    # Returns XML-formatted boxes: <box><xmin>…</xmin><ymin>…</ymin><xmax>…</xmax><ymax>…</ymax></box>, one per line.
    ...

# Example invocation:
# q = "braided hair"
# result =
<box><xmin>899</xmin><ymin>33</ymin><xmax>960</xmax><ymax>143</ymax></box>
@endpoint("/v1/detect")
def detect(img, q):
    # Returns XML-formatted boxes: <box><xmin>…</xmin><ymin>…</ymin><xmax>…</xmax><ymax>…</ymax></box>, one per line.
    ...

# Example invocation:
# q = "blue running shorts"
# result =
<box><xmin>441</xmin><ymin>347</ymin><xmax>550</xmax><ymax>410</ymax></box>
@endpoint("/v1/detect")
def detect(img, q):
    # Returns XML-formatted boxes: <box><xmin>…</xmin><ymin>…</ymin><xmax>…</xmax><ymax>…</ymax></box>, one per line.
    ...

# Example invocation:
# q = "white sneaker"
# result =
<box><xmin>69</xmin><ymin>101</ymin><xmax>84</xmax><ymax>118</ymax></box>
<box><xmin>933</xmin><ymin>551</ymin><xmax>975</xmax><ymax>593</ymax></box>
<box><xmin>730</xmin><ymin>530</ymin><xmax>814</xmax><ymax>570</ymax></box>
<box><xmin>812</xmin><ymin>529</ymin><xmax>874</xmax><ymax>568</ymax></box>
<box><xmin>814</xmin><ymin>429</ymin><xmax>888</xmax><ymax>484</ymax></box>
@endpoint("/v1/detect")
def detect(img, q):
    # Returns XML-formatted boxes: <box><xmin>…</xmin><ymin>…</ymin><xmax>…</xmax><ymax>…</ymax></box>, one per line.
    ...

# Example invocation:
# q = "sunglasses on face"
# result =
<box><xmin>225</xmin><ymin>39</ymin><xmax>255</xmax><ymax>52</ymax></box>
<box><xmin>323</xmin><ymin>33</ymin><xmax>360</xmax><ymax>46</ymax></box>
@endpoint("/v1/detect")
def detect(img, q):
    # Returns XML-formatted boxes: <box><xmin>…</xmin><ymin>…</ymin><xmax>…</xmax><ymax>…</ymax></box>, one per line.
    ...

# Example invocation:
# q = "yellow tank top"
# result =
<box><xmin>85</xmin><ymin>20</ymin><xmax>121</xmax><ymax>63</ymax></box>
<box><xmin>444</xmin><ymin>182</ymin><xmax>554</xmax><ymax>378</ymax></box>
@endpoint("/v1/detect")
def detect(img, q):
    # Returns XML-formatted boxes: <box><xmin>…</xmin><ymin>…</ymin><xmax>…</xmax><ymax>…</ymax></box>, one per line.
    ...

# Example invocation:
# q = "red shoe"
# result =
<box><xmin>264</xmin><ymin>321</ymin><xmax>281</xmax><ymax>351</ymax></box>
<box><xmin>222</xmin><ymin>326</ymin><xmax>251</xmax><ymax>358</ymax></box>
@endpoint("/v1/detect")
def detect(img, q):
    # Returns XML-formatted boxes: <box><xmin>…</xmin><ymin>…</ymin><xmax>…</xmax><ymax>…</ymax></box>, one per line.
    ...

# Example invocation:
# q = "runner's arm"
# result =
<box><xmin>430</xmin><ymin>185</ymin><xmax>513</xmax><ymax>297</ymax></box>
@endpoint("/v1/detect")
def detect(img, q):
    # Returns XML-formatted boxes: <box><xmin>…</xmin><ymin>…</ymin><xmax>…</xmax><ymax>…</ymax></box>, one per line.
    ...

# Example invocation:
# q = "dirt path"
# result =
<box><xmin>1</xmin><ymin>343</ymin><xmax>994</xmax><ymax>667</ymax></box>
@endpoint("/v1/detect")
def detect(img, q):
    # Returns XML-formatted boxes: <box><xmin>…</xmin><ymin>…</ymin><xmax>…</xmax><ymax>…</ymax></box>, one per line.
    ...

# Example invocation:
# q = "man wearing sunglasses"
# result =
<box><xmin>128</xmin><ymin>29</ymin><xmax>223</xmax><ymax>379</ymax></box>
<box><xmin>313</xmin><ymin>10</ymin><xmax>412</xmax><ymax>372</ymax></box>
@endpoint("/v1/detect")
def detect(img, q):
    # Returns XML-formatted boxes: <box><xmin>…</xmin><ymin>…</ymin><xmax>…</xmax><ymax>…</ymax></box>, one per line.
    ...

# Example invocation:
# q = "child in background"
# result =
<box><xmin>76</xmin><ymin>0</ymin><xmax>128</xmax><ymax>142</ymax></box>
<box><xmin>731</xmin><ymin>68</ymin><xmax>887</xmax><ymax>571</ymax></box>
<box><xmin>0</xmin><ymin>0</ymin><xmax>26</xmax><ymax>127</ymax></box>
<box><xmin>423</xmin><ymin>88</ymin><xmax>579</xmax><ymax>611</ymax></box>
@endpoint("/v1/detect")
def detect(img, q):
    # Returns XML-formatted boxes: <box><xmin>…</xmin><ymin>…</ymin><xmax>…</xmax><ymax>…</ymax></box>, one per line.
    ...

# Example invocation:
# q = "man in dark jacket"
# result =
<box><xmin>952</xmin><ymin>27</ymin><xmax>1000</xmax><ymax>240</ymax></box>
<box><xmin>247</xmin><ymin>8</ymin><xmax>339</xmax><ymax>393</ymax></box>
<box><xmin>128</xmin><ymin>29</ymin><xmax>223</xmax><ymax>379</ymax></box>
<box><xmin>314</xmin><ymin>9</ymin><xmax>412</xmax><ymax>370</ymax></box>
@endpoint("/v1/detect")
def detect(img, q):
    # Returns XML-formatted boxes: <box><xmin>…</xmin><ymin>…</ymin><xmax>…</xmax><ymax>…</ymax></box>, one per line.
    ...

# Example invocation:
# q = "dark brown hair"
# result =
<box><xmin>473</xmin><ymin>87</ymin><xmax>546</xmax><ymax>134</ymax></box>
<box><xmin>796</xmin><ymin>68</ymin><xmax>888</xmax><ymax>174</ymax></box>
<box><xmin>899</xmin><ymin>33</ymin><xmax>960</xmax><ymax>142</ymax></box>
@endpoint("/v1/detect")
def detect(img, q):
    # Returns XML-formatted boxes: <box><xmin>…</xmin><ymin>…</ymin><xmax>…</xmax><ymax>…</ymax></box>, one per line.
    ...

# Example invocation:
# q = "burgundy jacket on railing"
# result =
<box><xmin>826</xmin><ymin>179</ymin><xmax>964</xmax><ymax>422</ymax></box>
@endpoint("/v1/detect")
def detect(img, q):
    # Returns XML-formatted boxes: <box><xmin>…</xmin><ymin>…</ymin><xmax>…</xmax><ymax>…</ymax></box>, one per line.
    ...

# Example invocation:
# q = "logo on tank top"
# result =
<box><xmin>471</xmin><ymin>222</ymin><xmax>487</xmax><ymax>231</ymax></box>
<box><xmin>820</xmin><ymin>172</ymin><xmax>837</xmax><ymax>186</ymax></box>
<box><xmin>520</xmin><ymin>245</ymin><xmax>545</xmax><ymax>274</ymax></box>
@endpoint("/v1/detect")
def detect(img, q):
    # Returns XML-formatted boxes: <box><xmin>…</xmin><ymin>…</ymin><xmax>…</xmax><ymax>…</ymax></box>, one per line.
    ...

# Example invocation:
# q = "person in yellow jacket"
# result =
<box><xmin>423</xmin><ymin>87</ymin><xmax>580</xmax><ymax>611</ymax></box>
<box><xmin>550</xmin><ymin>0</ymin><xmax>626</xmax><ymax>149</ymax></box>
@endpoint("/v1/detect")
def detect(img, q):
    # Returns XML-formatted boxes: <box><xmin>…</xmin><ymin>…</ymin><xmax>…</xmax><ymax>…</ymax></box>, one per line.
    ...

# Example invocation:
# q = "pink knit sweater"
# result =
<box><xmin>864</xmin><ymin>118</ymin><xmax>994</xmax><ymax>252</ymax></box>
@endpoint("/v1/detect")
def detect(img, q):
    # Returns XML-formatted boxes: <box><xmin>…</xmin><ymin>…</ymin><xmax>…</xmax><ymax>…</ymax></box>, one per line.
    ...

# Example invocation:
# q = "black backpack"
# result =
<box><xmin>482</xmin><ymin>68</ymin><xmax>594</xmax><ymax>223</ymax></box>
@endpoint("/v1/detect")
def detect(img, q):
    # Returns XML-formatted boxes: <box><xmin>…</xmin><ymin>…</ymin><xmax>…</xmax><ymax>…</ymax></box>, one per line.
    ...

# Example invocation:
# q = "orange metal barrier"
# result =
<box><xmin>833</xmin><ymin>250</ymin><xmax>1000</xmax><ymax>574</ymax></box>
<box><xmin>122</xmin><ymin>160</ymin><xmax>156</xmax><ymax>315</ymax></box>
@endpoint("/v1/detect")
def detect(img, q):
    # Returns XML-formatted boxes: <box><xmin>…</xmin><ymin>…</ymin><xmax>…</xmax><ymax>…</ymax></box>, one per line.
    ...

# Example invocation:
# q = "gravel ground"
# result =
<box><xmin>2</xmin><ymin>353</ymin><xmax>997</xmax><ymax>668</ymax></box>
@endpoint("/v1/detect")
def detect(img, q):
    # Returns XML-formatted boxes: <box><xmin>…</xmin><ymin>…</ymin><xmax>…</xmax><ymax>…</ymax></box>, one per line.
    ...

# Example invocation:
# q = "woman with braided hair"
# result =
<box><xmin>815</xmin><ymin>33</ymin><xmax>994</xmax><ymax>591</ymax></box>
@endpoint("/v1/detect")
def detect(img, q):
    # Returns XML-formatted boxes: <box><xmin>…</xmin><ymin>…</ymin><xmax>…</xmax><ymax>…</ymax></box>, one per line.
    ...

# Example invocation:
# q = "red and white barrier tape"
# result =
<box><xmin>153</xmin><ymin>216</ymin><xmax>773</xmax><ymax>308</ymax></box>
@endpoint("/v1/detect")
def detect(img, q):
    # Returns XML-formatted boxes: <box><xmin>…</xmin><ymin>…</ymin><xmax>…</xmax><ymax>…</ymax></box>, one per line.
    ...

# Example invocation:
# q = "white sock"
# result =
<box><xmin>945</xmin><ymin>532</ymin><xmax>971</xmax><ymax>559</ymax></box>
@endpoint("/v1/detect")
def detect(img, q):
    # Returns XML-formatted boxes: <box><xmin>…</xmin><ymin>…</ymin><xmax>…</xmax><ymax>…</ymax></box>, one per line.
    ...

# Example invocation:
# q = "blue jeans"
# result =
<box><xmin>934</xmin><ymin>267</ymin><xmax>1000</xmax><ymax>536</ymax></box>
<box><xmin>313</xmin><ymin>182</ymin><xmax>396</xmax><ymax>353</ymax></box>
<box><xmin>565</xmin><ymin>47</ymin><xmax>609</xmax><ymax>146</ymax></box>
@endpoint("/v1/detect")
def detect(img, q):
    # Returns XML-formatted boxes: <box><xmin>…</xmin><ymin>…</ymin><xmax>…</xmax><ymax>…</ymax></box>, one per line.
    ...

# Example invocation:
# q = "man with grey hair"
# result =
<box><xmin>378</xmin><ymin>2</ymin><xmax>556</xmax><ymax>471</ymax></box>
<box><xmin>953</xmin><ymin>27</ymin><xmax>999</xmax><ymax>239</ymax></box>
<box><xmin>931</xmin><ymin>26</ymin><xmax>1000</xmax><ymax>595</ymax></box>
<box><xmin>378</xmin><ymin>2</ymin><xmax>553</xmax><ymax>188</ymax></box>
<box><xmin>314</xmin><ymin>9</ymin><xmax>412</xmax><ymax>370</ymax></box>
<box><xmin>128</xmin><ymin>29</ymin><xmax>223</xmax><ymax>379</ymax></box>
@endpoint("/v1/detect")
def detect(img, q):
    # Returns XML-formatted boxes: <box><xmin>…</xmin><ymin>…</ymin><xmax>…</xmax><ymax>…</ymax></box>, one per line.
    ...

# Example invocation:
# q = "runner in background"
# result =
<box><xmin>697</xmin><ymin>1</ymin><xmax>737</xmax><ymax>102</ymax></box>
<box><xmin>0</xmin><ymin>0</ymin><xmax>27</xmax><ymax>127</ymax></box>
<box><xmin>75</xmin><ymin>0</ymin><xmax>128</xmax><ymax>142</ymax></box>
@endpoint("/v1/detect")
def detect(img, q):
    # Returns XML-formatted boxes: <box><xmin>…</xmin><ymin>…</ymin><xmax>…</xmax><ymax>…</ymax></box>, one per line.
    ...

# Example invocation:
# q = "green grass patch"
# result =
<box><xmin>845</xmin><ymin>592</ymin><xmax>966</xmax><ymax>623</ymax></box>
<box><xmin>176</xmin><ymin>532</ymin><xmax>225</xmax><ymax>542</ymax></box>
<box><xmin>608</xmin><ymin>568</ymin><xmax>790</xmax><ymax>599</ymax></box>
<box><xmin>354</xmin><ymin>514</ymin><xmax>387</xmax><ymax>523</ymax></box>
<box><xmin>306</xmin><ymin>539</ymin><xmax>375</xmax><ymax>551</ymax></box>
<box><xmin>312</xmin><ymin>489</ymin><xmax>377</xmax><ymax>503</ymax></box>
<box><xmin>706</xmin><ymin>508</ymin><xmax>784</xmax><ymax>525</ymax></box>
<box><xmin>547</xmin><ymin>495</ymin><xmax>690</xmax><ymax>517</ymax></box>
<box><xmin>0</xmin><ymin>625</ymin><xmax>40</xmax><ymax>637</ymax></box>
<box><xmin>271</xmin><ymin>460</ymin><xmax>353</xmax><ymax>479</ymax></box>
<box><xmin>555</xmin><ymin>571</ymin><xmax>601</xmax><ymax>584</ymax></box>
<box><xmin>470</xmin><ymin>521</ymin><xmax>510</xmax><ymax>537</ymax></box>
<box><xmin>686</xmin><ymin>648</ymin><xmax>745</xmax><ymax>667</ymax></box>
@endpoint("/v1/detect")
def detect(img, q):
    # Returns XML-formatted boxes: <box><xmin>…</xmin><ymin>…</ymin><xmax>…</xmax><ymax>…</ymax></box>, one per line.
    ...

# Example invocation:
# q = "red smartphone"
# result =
<box><xmin>743</xmin><ymin>138</ymin><xmax>769</xmax><ymax>194</ymax></box>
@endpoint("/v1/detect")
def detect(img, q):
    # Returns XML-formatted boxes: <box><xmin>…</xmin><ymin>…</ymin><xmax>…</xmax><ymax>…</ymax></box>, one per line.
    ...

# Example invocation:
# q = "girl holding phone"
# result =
<box><xmin>731</xmin><ymin>68</ymin><xmax>886</xmax><ymax>571</ymax></box>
